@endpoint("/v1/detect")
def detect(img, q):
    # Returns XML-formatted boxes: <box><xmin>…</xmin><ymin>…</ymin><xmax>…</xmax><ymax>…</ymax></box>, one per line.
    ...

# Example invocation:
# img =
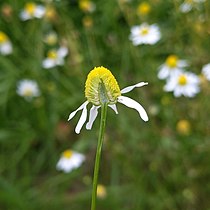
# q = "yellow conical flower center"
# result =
<box><xmin>140</xmin><ymin>27</ymin><xmax>149</xmax><ymax>35</ymax></box>
<box><xmin>137</xmin><ymin>2</ymin><xmax>151</xmax><ymax>16</ymax></box>
<box><xmin>0</xmin><ymin>31</ymin><xmax>8</xmax><ymax>43</ymax></box>
<box><xmin>85</xmin><ymin>66</ymin><xmax>121</xmax><ymax>105</ymax></box>
<box><xmin>178</xmin><ymin>74</ymin><xmax>187</xmax><ymax>85</ymax></box>
<box><xmin>62</xmin><ymin>150</ymin><xmax>73</xmax><ymax>159</ymax></box>
<box><xmin>25</xmin><ymin>3</ymin><xmax>36</xmax><ymax>15</ymax></box>
<box><xmin>166</xmin><ymin>55</ymin><xmax>178</xmax><ymax>68</ymax></box>
<box><xmin>47</xmin><ymin>50</ymin><xmax>57</xmax><ymax>59</ymax></box>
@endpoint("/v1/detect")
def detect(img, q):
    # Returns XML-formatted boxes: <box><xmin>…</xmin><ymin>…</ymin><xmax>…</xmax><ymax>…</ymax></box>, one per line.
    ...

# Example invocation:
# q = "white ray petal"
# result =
<box><xmin>86</xmin><ymin>105</ymin><xmax>100</xmax><ymax>130</ymax></box>
<box><xmin>117</xmin><ymin>96</ymin><xmax>148</xmax><ymax>122</ymax></box>
<box><xmin>75</xmin><ymin>102</ymin><xmax>88</xmax><ymax>134</ymax></box>
<box><xmin>120</xmin><ymin>82</ymin><xmax>148</xmax><ymax>94</ymax></box>
<box><xmin>108</xmin><ymin>104</ymin><xmax>118</xmax><ymax>114</ymax></box>
<box><xmin>68</xmin><ymin>101</ymin><xmax>89</xmax><ymax>121</ymax></box>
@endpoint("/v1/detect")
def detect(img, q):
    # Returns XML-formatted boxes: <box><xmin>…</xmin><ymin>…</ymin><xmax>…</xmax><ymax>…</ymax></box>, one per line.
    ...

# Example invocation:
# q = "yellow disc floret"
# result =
<box><xmin>137</xmin><ymin>2</ymin><xmax>151</xmax><ymax>16</ymax></box>
<box><xmin>85</xmin><ymin>66</ymin><xmax>121</xmax><ymax>105</ymax></box>
<box><xmin>140</xmin><ymin>27</ymin><xmax>149</xmax><ymax>35</ymax></box>
<box><xmin>47</xmin><ymin>50</ymin><xmax>57</xmax><ymax>59</ymax></box>
<box><xmin>166</xmin><ymin>55</ymin><xmax>178</xmax><ymax>68</ymax></box>
<box><xmin>178</xmin><ymin>74</ymin><xmax>187</xmax><ymax>86</ymax></box>
<box><xmin>0</xmin><ymin>31</ymin><xmax>8</xmax><ymax>43</ymax></box>
<box><xmin>62</xmin><ymin>150</ymin><xmax>73</xmax><ymax>159</ymax></box>
<box><xmin>25</xmin><ymin>2</ymin><xmax>36</xmax><ymax>15</ymax></box>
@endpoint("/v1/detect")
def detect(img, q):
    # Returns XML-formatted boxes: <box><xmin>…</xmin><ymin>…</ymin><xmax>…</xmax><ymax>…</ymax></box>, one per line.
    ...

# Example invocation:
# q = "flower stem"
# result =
<box><xmin>91</xmin><ymin>103</ymin><xmax>108</xmax><ymax>210</ymax></box>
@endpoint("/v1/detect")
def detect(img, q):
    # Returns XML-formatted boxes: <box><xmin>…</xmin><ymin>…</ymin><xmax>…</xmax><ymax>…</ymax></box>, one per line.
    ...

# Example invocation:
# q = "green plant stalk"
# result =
<box><xmin>91</xmin><ymin>103</ymin><xmax>108</xmax><ymax>210</ymax></box>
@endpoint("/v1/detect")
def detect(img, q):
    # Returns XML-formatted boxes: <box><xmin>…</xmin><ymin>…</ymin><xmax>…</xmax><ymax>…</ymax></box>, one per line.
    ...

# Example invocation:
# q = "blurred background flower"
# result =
<box><xmin>0</xmin><ymin>31</ymin><xmax>12</xmax><ymax>55</ymax></box>
<box><xmin>56</xmin><ymin>149</ymin><xmax>85</xmax><ymax>173</ymax></box>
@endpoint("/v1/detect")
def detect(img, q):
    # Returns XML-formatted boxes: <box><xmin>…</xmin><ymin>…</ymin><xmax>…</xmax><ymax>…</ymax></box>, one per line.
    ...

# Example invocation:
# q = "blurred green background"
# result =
<box><xmin>1</xmin><ymin>0</ymin><xmax>210</xmax><ymax>209</ymax></box>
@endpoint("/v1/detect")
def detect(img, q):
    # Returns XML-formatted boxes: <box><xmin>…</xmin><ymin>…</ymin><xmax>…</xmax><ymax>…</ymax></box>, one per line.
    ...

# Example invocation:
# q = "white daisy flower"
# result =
<box><xmin>180</xmin><ymin>0</ymin><xmax>206</xmax><ymax>13</ymax></box>
<box><xmin>20</xmin><ymin>2</ymin><xmax>45</xmax><ymax>21</ymax></box>
<box><xmin>42</xmin><ymin>46</ymin><xmax>68</xmax><ymax>69</ymax></box>
<box><xmin>17</xmin><ymin>79</ymin><xmax>40</xmax><ymax>100</ymax></box>
<box><xmin>158</xmin><ymin>55</ymin><xmax>188</xmax><ymax>80</ymax></box>
<box><xmin>68</xmin><ymin>66</ymin><xmax>149</xmax><ymax>134</ymax></box>
<box><xmin>56</xmin><ymin>149</ymin><xmax>85</xmax><ymax>173</ymax></box>
<box><xmin>79</xmin><ymin>0</ymin><xmax>96</xmax><ymax>13</ymax></box>
<box><xmin>164</xmin><ymin>70</ymin><xmax>200</xmax><ymax>97</ymax></box>
<box><xmin>0</xmin><ymin>31</ymin><xmax>13</xmax><ymax>55</ymax></box>
<box><xmin>129</xmin><ymin>23</ymin><xmax>161</xmax><ymax>45</ymax></box>
<box><xmin>201</xmin><ymin>63</ymin><xmax>210</xmax><ymax>81</ymax></box>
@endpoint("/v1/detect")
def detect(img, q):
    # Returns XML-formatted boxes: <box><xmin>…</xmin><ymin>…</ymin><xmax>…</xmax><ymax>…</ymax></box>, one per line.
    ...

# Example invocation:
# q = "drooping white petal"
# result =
<box><xmin>117</xmin><ymin>96</ymin><xmax>148</xmax><ymax>122</ymax></box>
<box><xmin>42</xmin><ymin>58</ymin><xmax>56</xmax><ymax>69</ymax></box>
<box><xmin>86</xmin><ymin>105</ymin><xmax>100</xmax><ymax>130</ymax></box>
<box><xmin>120</xmin><ymin>82</ymin><xmax>148</xmax><ymax>94</ymax></box>
<box><xmin>57</xmin><ymin>46</ymin><xmax>68</xmax><ymax>58</ymax></box>
<box><xmin>68</xmin><ymin>101</ymin><xmax>89</xmax><ymax>121</ymax></box>
<box><xmin>75</xmin><ymin>102</ymin><xmax>88</xmax><ymax>134</ymax></box>
<box><xmin>108</xmin><ymin>104</ymin><xmax>118</xmax><ymax>114</ymax></box>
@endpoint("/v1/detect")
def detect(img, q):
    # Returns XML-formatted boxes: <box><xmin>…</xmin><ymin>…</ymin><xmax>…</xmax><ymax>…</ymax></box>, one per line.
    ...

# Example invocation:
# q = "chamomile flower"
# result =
<box><xmin>0</xmin><ymin>31</ymin><xmax>12</xmax><ymax>55</ymax></box>
<box><xmin>158</xmin><ymin>55</ymin><xmax>188</xmax><ymax>80</ymax></box>
<box><xmin>20</xmin><ymin>2</ymin><xmax>45</xmax><ymax>21</ymax></box>
<box><xmin>68</xmin><ymin>66</ymin><xmax>148</xmax><ymax>134</ymax></box>
<box><xmin>129</xmin><ymin>23</ymin><xmax>161</xmax><ymax>45</ymax></box>
<box><xmin>56</xmin><ymin>149</ymin><xmax>85</xmax><ymax>173</ymax></box>
<box><xmin>17</xmin><ymin>79</ymin><xmax>40</xmax><ymax>100</ymax></box>
<box><xmin>79</xmin><ymin>0</ymin><xmax>96</xmax><ymax>13</ymax></box>
<box><xmin>42</xmin><ymin>46</ymin><xmax>68</xmax><ymax>69</ymax></box>
<box><xmin>180</xmin><ymin>0</ymin><xmax>206</xmax><ymax>13</ymax></box>
<box><xmin>164</xmin><ymin>70</ymin><xmax>200</xmax><ymax>97</ymax></box>
<box><xmin>201</xmin><ymin>63</ymin><xmax>210</xmax><ymax>81</ymax></box>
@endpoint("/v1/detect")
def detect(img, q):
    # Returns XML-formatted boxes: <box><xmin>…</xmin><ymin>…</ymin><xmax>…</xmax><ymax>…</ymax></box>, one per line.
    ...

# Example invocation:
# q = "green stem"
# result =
<box><xmin>91</xmin><ymin>103</ymin><xmax>108</xmax><ymax>210</ymax></box>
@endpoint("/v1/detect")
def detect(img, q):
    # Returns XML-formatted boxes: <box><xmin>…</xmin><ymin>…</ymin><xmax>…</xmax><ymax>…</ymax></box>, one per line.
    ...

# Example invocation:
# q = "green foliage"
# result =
<box><xmin>0</xmin><ymin>0</ymin><xmax>210</xmax><ymax>209</ymax></box>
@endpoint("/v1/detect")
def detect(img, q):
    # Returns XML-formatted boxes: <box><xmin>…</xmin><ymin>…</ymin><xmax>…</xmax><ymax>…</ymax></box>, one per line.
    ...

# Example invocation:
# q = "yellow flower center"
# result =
<box><xmin>45</xmin><ymin>6</ymin><xmax>57</xmax><ymax>20</ymax></box>
<box><xmin>97</xmin><ymin>185</ymin><xmax>107</xmax><ymax>198</ymax></box>
<box><xmin>85</xmin><ymin>66</ymin><xmax>121</xmax><ymax>105</ymax></box>
<box><xmin>176</xmin><ymin>120</ymin><xmax>191</xmax><ymax>135</ymax></box>
<box><xmin>45</xmin><ymin>33</ymin><xmax>58</xmax><ymax>45</ymax></box>
<box><xmin>79</xmin><ymin>0</ymin><xmax>94</xmax><ymax>12</ymax></box>
<box><xmin>137</xmin><ymin>2</ymin><xmax>151</xmax><ymax>16</ymax></box>
<box><xmin>166</xmin><ymin>55</ymin><xmax>178</xmax><ymax>68</ymax></box>
<box><xmin>140</xmin><ymin>27</ymin><xmax>149</xmax><ymax>35</ymax></box>
<box><xmin>25</xmin><ymin>2</ymin><xmax>36</xmax><ymax>15</ymax></box>
<box><xmin>47</xmin><ymin>50</ymin><xmax>57</xmax><ymax>59</ymax></box>
<box><xmin>178</xmin><ymin>74</ymin><xmax>187</xmax><ymax>85</ymax></box>
<box><xmin>0</xmin><ymin>31</ymin><xmax>8</xmax><ymax>43</ymax></box>
<box><xmin>23</xmin><ymin>88</ymin><xmax>33</xmax><ymax>97</ymax></box>
<box><xmin>62</xmin><ymin>150</ymin><xmax>73</xmax><ymax>159</ymax></box>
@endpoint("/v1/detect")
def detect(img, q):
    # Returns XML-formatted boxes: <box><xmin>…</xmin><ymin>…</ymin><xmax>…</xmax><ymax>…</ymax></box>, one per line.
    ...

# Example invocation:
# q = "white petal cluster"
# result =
<box><xmin>164</xmin><ymin>71</ymin><xmax>200</xmax><ymax>97</ymax></box>
<box><xmin>202</xmin><ymin>63</ymin><xmax>210</xmax><ymax>81</ymax></box>
<box><xmin>56</xmin><ymin>150</ymin><xmax>85</xmax><ymax>173</ymax></box>
<box><xmin>158</xmin><ymin>56</ymin><xmax>188</xmax><ymax>80</ymax></box>
<box><xmin>17</xmin><ymin>79</ymin><xmax>40</xmax><ymax>100</ymax></box>
<box><xmin>180</xmin><ymin>0</ymin><xmax>206</xmax><ymax>13</ymax></box>
<box><xmin>68</xmin><ymin>82</ymin><xmax>149</xmax><ymax>134</ymax></box>
<box><xmin>20</xmin><ymin>3</ymin><xmax>46</xmax><ymax>21</ymax></box>
<box><xmin>129</xmin><ymin>23</ymin><xmax>161</xmax><ymax>45</ymax></box>
<box><xmin>42</xmin><ymin>46</ymin><xmax>68</xmax><ymax>69</ymax></box>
